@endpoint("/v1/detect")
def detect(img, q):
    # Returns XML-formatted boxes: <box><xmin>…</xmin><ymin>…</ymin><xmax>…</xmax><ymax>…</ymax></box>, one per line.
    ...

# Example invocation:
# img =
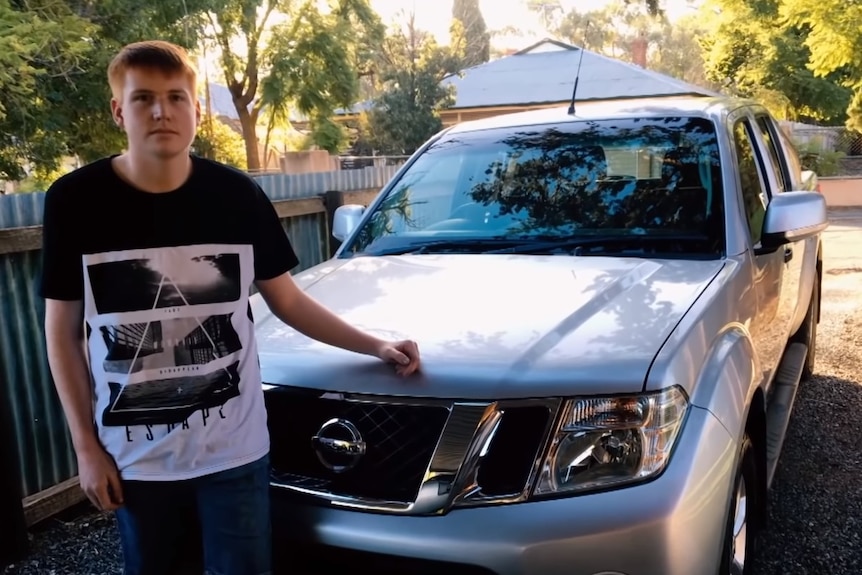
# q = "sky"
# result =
<box><xmin>368</xmin><ymin>0</ymin><xmax>701</xmax><ymax>49</ymax></box>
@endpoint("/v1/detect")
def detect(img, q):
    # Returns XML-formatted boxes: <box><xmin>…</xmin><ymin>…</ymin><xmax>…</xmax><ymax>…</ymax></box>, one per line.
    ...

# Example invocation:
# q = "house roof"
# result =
<box><xmin>202</xmin><ymin>83</ymin><xmax>242</xmax><ymax>119</ymax></box>
<box><xmin>206</xmin><ymin>39</ymin><xmax>720</xmax><ymax>122</ymax></box>
<box><xmin>201</xmin><ymin>83</ymin><xmax>307</xmax><ymax>123</ymax></box>
<box><xmin>440</xmin><ymin>38</ymin><xmax>720</xmax><ymax>110</ymax></box>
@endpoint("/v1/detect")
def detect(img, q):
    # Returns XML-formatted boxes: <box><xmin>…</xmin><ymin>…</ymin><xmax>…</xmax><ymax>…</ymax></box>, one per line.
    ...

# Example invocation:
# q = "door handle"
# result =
<box><xmin>784</xmin><ymin>248</ymin><xmax>793</xmax><ymax>263</ymax></box>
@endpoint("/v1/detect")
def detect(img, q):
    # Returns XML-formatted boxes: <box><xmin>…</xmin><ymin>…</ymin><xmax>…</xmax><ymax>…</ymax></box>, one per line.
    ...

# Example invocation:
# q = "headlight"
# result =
<box><xmin>533</xmin><ymin>386</ymin><xmax>689</xmax><ymax>496</ymax></box>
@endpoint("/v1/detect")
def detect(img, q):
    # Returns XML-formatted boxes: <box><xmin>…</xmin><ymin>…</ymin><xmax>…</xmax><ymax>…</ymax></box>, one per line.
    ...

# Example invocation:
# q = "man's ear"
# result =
<box><xmin>111</xmin><ymin>98</ymin><xmax>124</xmax><ymax>129</ymax></box>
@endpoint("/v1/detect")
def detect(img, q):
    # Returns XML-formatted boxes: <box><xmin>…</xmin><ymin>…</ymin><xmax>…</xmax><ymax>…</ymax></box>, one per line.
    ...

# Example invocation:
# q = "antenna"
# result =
<box><xmin>567</xmin><ymin>23</ymin><xmax>589</xmax><ymax>116</ymax></box>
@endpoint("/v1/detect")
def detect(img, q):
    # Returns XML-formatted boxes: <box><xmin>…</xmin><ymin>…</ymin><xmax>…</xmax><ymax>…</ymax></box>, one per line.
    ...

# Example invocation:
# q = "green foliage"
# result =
<box><xmin>554</xmin><ymin>8</ymin><xmax>617</xmax><ymax>53</ymax></box>
<box><xmin>700</xmin><ymin>0</ymin><xmax>852</xmax><ymax>124</ymax></box>
<box><xmin>15</xmin><ymin>164</ymin><xmax>69</xmax><ymax>194</ymax></box>
<box><xmin>451</xmin><ymin>0</ymin><xmax>490</xmax><ymax>67</ymax></box>
<box><xmin>193</xmin><ymin>117</ymin><xmax>248</xmax><ymax>169</ymax></box>
<box><xmin>528</xmin><ymin>0</ymin><xmax>857</xmax><ymax>128</ymax></box>
<box><xmin>637</xmin><ymin>0</ymin><xmax>663</xmax><ymax>16</ymax></box>
<box><xmin>361</xmin><ymin>16</ymin><xmax>462</xmax><ymax>155</ymax></box>
<box><xmin>793</xmin><ymin>141</ymin><xmax>844</xmax><ymax>177</ymax></box>
<box><xmin>780</xmin><ymin>0</ymin><xmax>862</xmax><ymax>82</ymax></box>
<box><xmin>0</xmin><ymin>0</ymin><xmax>96</xmax><ymax>180</ymax></box>
<box><xmin>0</xmin><ymin>0</ymin><xmax>385</xmax><ymax>177</ymax></box>
<box><xmin>778</xmin><ymin>0</ymin><xmax>862</xmax><ymax>133</ymax></box>
<box><xmin>527</xmin><ymin>0</ymin><xmax>665</xmax><ymax>33</ymax></box>
<box><xmin>205</xmin><ymin>0</ymin><xmax>384</xmax><ymax>169</ymax></box>
<box><xmin>847</xmin><ymin>91</ymin><xmax>862</xmax><ymax>135</ymax></box>
<box><xmin>10</xmin><ymin>0</ymin><xmax>858</xmax><ymax>183</ymax></box>
<box><xmin>527</xmin><ymin>1</ymin><xmax>714</xmax><ymax>89</ymax></box>
<box><xmin>0</xmin><ymin>0</ymin><xmax>217</xmax><ymax>181</ymax></box>
<box><xmin>306</xmin><ymin>113</ymin><xmax>350</xmax><ymax>154</ymax></box>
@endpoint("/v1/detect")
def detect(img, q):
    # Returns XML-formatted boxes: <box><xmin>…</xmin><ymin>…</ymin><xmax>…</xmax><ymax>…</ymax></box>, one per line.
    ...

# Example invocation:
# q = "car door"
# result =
<box><xmin>730</xmin><ymin>113</ymin><xmax>789</xmax><ymax>385</ymax></box>
<box><xmin>751</xmin><ymin>112</ymin><xmax>805</xmax><ymax>342</ymax></box>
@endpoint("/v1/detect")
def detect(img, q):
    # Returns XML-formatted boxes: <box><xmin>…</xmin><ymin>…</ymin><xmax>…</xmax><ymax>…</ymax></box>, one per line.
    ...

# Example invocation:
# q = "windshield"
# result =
<box><xmin>342</xmin><ymin>116</ymin><xmax>726</xmax><ymax>258</ymax></box>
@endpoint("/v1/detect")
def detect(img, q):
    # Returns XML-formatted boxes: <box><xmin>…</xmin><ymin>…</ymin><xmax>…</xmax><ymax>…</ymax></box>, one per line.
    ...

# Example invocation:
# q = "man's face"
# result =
<box><xmin>111</xmin><ymin>67</ymin><xmax>200</xmax><ymax>160</ymax></box>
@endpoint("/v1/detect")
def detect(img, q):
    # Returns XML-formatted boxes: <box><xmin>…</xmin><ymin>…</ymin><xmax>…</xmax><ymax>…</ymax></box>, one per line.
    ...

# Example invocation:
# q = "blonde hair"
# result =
<box><xmin>107</xmin><ymin>40</ymin><xmax>198</xmax><ymax>99</ymax></box>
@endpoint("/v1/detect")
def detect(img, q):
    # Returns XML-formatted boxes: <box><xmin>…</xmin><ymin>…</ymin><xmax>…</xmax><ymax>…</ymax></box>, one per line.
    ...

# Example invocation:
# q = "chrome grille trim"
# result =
<box><xmin>452</xmin><ymin>398</ymin><xmax>562</xmax><ymax>508</ymax></box>
<box><xmin>268</xmin><ymin>392</ymin><xmax>563</xmax><ymax>515</ymax></box>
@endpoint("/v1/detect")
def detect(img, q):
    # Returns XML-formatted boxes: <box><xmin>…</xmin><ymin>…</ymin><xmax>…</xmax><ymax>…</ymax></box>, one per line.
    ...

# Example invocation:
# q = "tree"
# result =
<box><xmin>451</xmin><ymin>0</ymin><xmax>490</xmax><ymax>68</ymax></box>
<box><xmin>526</xmin><ymin>1</ymin><xmax>676</xmax><ymax>64</ymax></box>
<box><xmin>527</xmin><ymin>0</ymin><xmax>664</xmax><ymax>31</ymax></box>
<box><xmin>465</xmin><ymin>119</ymin><xmax>723</xmax><ymax>245</ymax></box>
<box><xmin>779</xmin><ymin>0</ymin><xmax>862</xmax><ymax>129</ymax></box>
<box><xmin>202</xmin><ymin>0</ymin><xmax>384</xmax><ymax>170</ymax></box>
<box><xmin>648</xmin><ymin>14</ymin><xmax>720</xmax><ymax>90</ymax></box>
<box><xmin>193</xmin><ymin>116</ymin><xmax>248</xmax><ymax>169</ymax></box>
<box><xmin>0</xmin><ymin>0</ymin><xmax>219</xmax><ymax>182</ymax></box>
<box><xmin>360</xmin><ymin>13</ymin><xmax>463</xmax><ymax>155</ymax></box>
<box><xmin>60</xmin><ymin>0</ymin><xmax>216</xmax><ymax>162</ymax></box>
<box><xmin>0</xmin><ymin>0</ymin><xmax>95</xmax><ymax>181</ymax></box>
<box><xmin>554</xmin><ymin>8</ymin><xmax>617</xmax><ymax>54</ymax></box>
<box><xmin>700</xmin><ymin>0</ymin><xmax>852</xmax><ymax>123</ymax></box>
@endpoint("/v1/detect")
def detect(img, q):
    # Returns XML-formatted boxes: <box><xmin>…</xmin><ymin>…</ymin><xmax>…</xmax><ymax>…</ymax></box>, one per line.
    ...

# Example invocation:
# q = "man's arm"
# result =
<box><xmin>255</xmin><ymin>272</ymin><xmax>420</xmax><ymax>376</ymax></box>
<box><xmin>44</xmin><ymin>299</ymin><xmax>123</xmax><ymax>510</ymax></box>
<box><xmin>44</xmin><ymin>299</ymin><xmax>97</xmax><ymax>452</ymax></box>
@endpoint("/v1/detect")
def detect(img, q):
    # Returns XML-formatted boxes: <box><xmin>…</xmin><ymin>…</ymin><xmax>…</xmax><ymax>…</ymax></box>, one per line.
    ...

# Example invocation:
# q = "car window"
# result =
<box><xmin>733</xmin><ymin>119</ymin><xmax>768</xmax><ymax>246</ymax></box>
<box><xmin>775</xmin><ymin>125</ymin><xmax>805</xmax><ymax>189</ymax></box>
<box><xmin>755</xmin><ymin>115</ymin><xmax>787</xmax><ymax>194</ymax></box>
<box><xmin>346</xmin><ymin>116</ymin><xmax>727</xmax><ymax>256</ymax></box>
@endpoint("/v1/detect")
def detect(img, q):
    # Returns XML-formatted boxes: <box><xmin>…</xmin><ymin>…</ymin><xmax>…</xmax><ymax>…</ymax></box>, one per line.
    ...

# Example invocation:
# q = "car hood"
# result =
<box><xmin>253</xmin><ymin>254</ymin><xmax>724</xmax><ymax>400</ymax></box>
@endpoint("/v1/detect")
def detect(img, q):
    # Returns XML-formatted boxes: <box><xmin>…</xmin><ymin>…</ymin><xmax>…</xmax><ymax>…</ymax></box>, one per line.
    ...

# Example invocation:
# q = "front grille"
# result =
<box><xmin>265</xmin><ymin>388</ymin><xmax>451</xmax><ymax>503</ymax></box>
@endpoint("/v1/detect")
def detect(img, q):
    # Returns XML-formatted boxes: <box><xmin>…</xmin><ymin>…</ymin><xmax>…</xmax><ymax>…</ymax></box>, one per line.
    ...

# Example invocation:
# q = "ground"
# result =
<box><xmin>3</xmin><ymin>208</ymin><xmax>862</xmax><ymax>575</ymax></box>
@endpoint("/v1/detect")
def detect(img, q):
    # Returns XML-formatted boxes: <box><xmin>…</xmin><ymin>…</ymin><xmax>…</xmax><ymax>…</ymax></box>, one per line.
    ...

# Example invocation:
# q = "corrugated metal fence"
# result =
<box><xmin>0</xmin><ymin>165</ymin><xmax>399</xmax><ymax>502</ymax></box>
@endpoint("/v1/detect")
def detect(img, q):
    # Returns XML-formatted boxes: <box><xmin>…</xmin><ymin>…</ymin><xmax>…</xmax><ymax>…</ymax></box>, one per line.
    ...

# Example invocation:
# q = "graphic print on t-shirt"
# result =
<box><xmin>83</xmin><ymin>245</ymin><xmax>252</xmax><ymax>429</ymax></box>
<box><xmin>87</xmin><ymin>253</ymin><xmax>241</xmax><ymax>314</ymax></box>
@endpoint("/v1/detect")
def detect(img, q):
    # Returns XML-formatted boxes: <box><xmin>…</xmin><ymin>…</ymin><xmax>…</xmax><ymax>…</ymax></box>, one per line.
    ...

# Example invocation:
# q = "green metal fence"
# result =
<box><xmin>0</xmin><ymin>249</ymin><xmax>75</xmax><ymax>496</ymax></box>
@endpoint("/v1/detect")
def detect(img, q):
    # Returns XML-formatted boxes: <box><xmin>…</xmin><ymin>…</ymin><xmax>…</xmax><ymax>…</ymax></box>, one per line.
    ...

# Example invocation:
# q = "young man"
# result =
<box><xmin>39</xmin><ymin>40</ymin><xmax>420</xmax><ymax>575</ymax></box>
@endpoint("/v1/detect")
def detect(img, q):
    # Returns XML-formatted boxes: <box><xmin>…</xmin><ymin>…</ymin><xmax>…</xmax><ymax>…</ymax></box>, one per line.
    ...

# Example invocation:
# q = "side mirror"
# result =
<box><xmin>761</xmin><ymin>191</ymin><xmax>829</xmax><ymax>249</ymax></box>
<box><xmin>332</xmin><ymin>204</ymin><xmax>366</xmax><ymax>242</ymax></box>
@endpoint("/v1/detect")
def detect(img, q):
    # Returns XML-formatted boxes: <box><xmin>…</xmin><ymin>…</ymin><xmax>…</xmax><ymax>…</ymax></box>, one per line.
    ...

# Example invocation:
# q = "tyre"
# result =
<box><xmin>719</xmin><ymin>434</ymin><xmax>759</xmax><ymax>575</ymax></box>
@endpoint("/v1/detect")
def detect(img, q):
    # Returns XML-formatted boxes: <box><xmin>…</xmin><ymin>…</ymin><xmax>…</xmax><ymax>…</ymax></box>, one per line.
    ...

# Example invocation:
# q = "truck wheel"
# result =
<box><xmin>792</xmin><ymin>271</ymin><xmax>819</xmax><ymax>380</ymax></box>
<box><xmin>719</xmin><ymin>435</ymin><xmax>758</xmax><ymax>575</ymax></box>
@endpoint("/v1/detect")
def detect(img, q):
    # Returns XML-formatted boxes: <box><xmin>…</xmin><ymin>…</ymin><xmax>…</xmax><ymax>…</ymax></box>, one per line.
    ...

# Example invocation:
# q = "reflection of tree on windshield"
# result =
<box><xmin>343</xmin><ymin>116</ymin><xmax>728</xmax><ymax>256</ymax></box>
<box><xmin>469</xmin><ymin>130</ymin><xmax>609</xmax><ymax>233</ymax></box>
<box><xmin>466</xmin><ymin>118</ymin><xmax>725</xmax><ymax>250</ymax></box>
<box><xmin>350</xmin><ymin>182</ymin><xmax>421</xmax><ymax>252</ymax></box>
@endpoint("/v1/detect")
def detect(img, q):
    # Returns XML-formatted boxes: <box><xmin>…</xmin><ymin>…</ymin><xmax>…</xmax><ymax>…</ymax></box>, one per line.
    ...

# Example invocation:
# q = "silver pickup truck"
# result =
<box><xmin>254</xmin><ymin>95</ymin><xmax>828</xmax><ymax>575</ymax></box>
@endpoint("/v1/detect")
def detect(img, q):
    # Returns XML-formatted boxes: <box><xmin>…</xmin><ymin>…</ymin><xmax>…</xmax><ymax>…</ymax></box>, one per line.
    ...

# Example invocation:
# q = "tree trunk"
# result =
<box><xmin>237</xmin><ymin>106</ymin><xmax>261</xmax><ymax>171</ymax></box>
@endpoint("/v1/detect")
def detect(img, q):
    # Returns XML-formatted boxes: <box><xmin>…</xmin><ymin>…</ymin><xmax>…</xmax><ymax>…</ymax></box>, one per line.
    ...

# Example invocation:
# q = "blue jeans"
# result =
<box><xmin>114</xmin><ymin>454</ymin><xmax>272</xmax><ymax>575</ymax></box>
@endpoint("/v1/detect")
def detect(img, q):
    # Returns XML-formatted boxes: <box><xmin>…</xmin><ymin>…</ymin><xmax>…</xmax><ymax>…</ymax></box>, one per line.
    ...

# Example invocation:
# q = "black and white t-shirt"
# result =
<box><xmin>39</xmin><ymin>155</ymin><xmax>298</xmax><ymax>481</ymax></box>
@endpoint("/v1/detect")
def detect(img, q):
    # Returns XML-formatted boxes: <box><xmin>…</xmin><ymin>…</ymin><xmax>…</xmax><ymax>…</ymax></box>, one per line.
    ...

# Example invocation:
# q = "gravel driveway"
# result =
<box><xmin>4</xmin><ymin>208</ymin><xmax>862</xmax><ymax>575</ymax></box>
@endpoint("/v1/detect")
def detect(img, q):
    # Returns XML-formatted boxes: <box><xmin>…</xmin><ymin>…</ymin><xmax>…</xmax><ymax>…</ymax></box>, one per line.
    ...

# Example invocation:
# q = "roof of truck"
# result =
<box><xmin>445</xmin><ymin>95</ymin><xmax>751</xmax><ymax>135</ymax></box>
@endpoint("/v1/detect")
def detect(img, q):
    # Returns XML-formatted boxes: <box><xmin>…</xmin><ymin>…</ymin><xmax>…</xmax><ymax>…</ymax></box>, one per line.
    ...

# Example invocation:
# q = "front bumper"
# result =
<box><xmin>271</xmin><ymin>406</ymin><xmax>737</xmax><ymax>575</ymax></box>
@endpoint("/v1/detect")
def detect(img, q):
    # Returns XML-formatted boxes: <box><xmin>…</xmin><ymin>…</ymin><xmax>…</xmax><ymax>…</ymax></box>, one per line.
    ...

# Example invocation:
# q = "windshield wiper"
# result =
<box><xmin>483</xmin><ymin>233</ymin><xmax>713</xmax><ymax>255</ymax></box>
<box><xmin>362</xmin><ymin>233</ymin><xmax>714</xmax><ymax>257</ymax></box>
<box><xmin>366</xmin><ymin>238</ymin><xmax>528</xmax><ymax>256</ymax></box>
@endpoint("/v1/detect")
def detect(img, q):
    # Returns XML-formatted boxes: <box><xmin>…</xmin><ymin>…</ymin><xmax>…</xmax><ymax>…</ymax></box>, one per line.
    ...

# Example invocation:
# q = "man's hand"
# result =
<box><xmin>45</xmin><ymin>298</ymin><xmax>125</xmax><ymax>511</ymax></box>
<box><xmin>77</xmin><ymin>446</ymin><xmax>124</xmax><ymax>512</ymax></box>
<box><xmin>375</xmin><ymin>339</ymin><xmax>421</xmax><ymax>376</ymax></box>
<box><xmin>257</xmin><ymin>273</ymin><xmax>423</xmax><ymax>376</ymax></box>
